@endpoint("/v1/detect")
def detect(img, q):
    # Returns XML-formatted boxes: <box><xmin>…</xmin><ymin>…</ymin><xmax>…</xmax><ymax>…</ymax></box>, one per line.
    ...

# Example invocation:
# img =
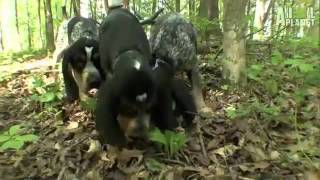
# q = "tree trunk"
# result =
<box><xmin>14</xmin><ymin>0</ymin><xmax>22</xmax><ymax>49</ymax></box>
<box><xmin>26</xmin><ymin>0</ymin><xmax>32</xmax><ymax>49</ymax></box>
<box><xmin>152</xmin><ymin>0</ymin><xmax>157</xmax><ymax>14</ymax></box>
<box><xmin>104</xmin><ymin>0</ymin><xmax>109</xmax><ymax>13</ymax></box>
<box><xmin>253</xmin><ymin>0</ymin><xmax>271</xmax><ymax>40</ymax></box>
<box><xmin>124</xmin><ymin>0</ymin><xmax>129</xmax><ymax>9</ymax></box>
<box><xmin>188</xmin><ymin>0</ymin><xmax>195</xmax><ymax>17</ymax></box>
<box><xmin>37</xmin><ymin>0</ymin><xmax>44</xmax><ymax>48</ymax></box>
<box><xmin>72</xmin><ymin>0</ymin><xmax>80</xmax><ymax>16</ymax></box>
<box><xmin>44</xmin><ymin>0</ymin><xmax>55</xmax><ymax>51</ymax></box>
<box><xmin>306</xmin><ymin>0</ymin><xmax>319</xmax><ymax>42</ymax></box>
<box><xmin>89</xmin><ymin>0</ymin><xmax>97</xmax><ymax>20</ymax></box>
<box><xmin>0</xmin><ymin>20</ymin><xmax>3</xmax><ymax>51</ymax></box>
<box><xmin>208</xmin><ymin>0</ymin><xmax>221</xmax><ymax>37</ymax></box>
<box><xmin>0</xmin><ymin>0</ymin><xmax>20</xmax><ymax>51</ymax></box>
<box><xmin>199</xmin><ymin>0</ymin><xmax>222</xmax><ymax>46</ymax></box>
<box><xmin>14</xmin><ymin>0</ymin><xmax>20</xmax><ymax>37</ymax></box>
<box><xmin>199</xmin><ymin>0</ymin><xmax>208</xmax><ymax>17</ymax></box>
<box><xmin>223</xmin><ymin>0</ymin><xmax>248</xmax><ymax>85</ymax></box>
<box><xmin>80</xmin><ymin>0</ymin><xmax>91</xmax><ymax>18</ymax></box>
<box><xmin>175</xmin><ymin>0</ymin><xmax>180</xmax><ymax>12</ymax></box>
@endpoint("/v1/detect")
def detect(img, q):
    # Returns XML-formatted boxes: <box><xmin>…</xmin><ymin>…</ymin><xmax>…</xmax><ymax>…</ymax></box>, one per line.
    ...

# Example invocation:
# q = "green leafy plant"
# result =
<box><xmin>80</xmin><ymin>97</ymin><xmax>97</xmax><ymax>111</ymax></box>
<box><xmin>0</xmin><ymin>124</ymin><xmax>38</xmax><ymax>150</ymax></box>
<box><xmin>145</xmin><ymin>158</ymin><xmax>164</xmax><ymax>173</ymax></box>
<box><xmin>148</xmin><ymin>128</ymin><xmax>186</xmax><ymax>157</ymax></box>
<box><xmin>226</xmin><ymin>99</ymin><xmax>280</xmax><ymax>121</ymax></box>
<box><xmin>29</xmin><ymin>75</ymin><xmax>63</xmax><ymax>105</ymax></box>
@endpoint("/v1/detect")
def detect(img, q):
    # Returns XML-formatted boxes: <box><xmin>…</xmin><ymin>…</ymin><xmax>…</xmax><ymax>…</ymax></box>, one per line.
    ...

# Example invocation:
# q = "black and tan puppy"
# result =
<box><xmin>96</xmin><ymin>8</ymin><xmax>177</xmax><ymax>147</ymax></box>
<box><xmin>149</xmin><ymin>13</ymin><xmax>211</xmax><ymax>114</ymax></box>
<box><xmin>53</xmin><ymin>16</ymin><xmax>103</xmax><ymax>102</ymax></box>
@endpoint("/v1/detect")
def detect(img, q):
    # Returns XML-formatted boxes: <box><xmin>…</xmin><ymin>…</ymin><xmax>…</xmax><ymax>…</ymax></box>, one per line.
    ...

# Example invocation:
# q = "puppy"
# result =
<box><xmin>96</xmin><ymin>8</ymin><xmax>177</xmax><ymax>147</ymax></box>
<box><xmin>53</xmin><ymin>16</ymin><xmax>103</xmax><ymax>102</ymax></box>
<box><xmin>149</xmin><ymin>13</ymin><xmax>211</xmax><ymax>114</ymax></box>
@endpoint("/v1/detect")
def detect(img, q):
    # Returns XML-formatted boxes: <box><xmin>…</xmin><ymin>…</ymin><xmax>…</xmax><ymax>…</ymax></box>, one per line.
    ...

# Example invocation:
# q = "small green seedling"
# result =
<box><xmin>29</xmin><ymin>76</ymin><xmax>63</xmax><ymax>105</ymax></box>
<box><xmin>145</xmin><ymin>158</ymin><xmax>164</xmax><ymax>173</ymax></box>
<box><xmin>80</xmin><ymin>97</ymin><xmax>97</xmax><ymax>111</ymax></box>
<box><xmin>0</xmin><ymin>124</ymin><xmax>38</xmax><ymax>150</ymax></box>
<box><xmin>148</xmin><ymin>128</ymin><xmax>187</xmax><ymax>157</ymax></box>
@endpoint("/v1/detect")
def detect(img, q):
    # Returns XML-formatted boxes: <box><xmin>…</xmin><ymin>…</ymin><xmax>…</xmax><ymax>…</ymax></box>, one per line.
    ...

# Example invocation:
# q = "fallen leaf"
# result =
<box><xmin>254</xmin><ymin>161</ymin><xmax>270</xmax><ymax>170</ymax></box>
<box><xmin>66</xmin><ymin>121</ymin><xmax>79</xmax><ymax>129</ymax></box>
<box><xmin>244</xmin><ymin>145</ymin><xmax>268</xmax><ymax>161</ymax></box>
<box><xmin>270</xmin><ymin>151</ymin><xmax>280</xmax><ymax>160</ymax></box>
<box><xmin>54</xmin><ymin>142</ymin><xmax>61</xmax><ymax>150</ymax></box>
<box><xmin>87</xmin><ymin>139</ymin><xmax>101</xmax><ymax>153</ymax></box>
<box><xmin>117</xmin><ymin>148</ymin><xmax>144</xmax><ymax>165</ymax></box>
<box><xmin>86</xmin><ymin>169</ymin><xmax>103</xmax><ymax>180</ymax></box>
<box><xmin>213</xmin><ymin>144</ymin><xmax>240</xmax><ymax>158</ymax></box>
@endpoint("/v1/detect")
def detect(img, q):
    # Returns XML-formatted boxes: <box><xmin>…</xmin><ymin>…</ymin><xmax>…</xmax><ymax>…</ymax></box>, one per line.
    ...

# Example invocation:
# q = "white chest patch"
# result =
<box><xmin>133</xmin><ymin>60</ymin><xmax>141</xmax><ymax>70</ymax></box>
<box><xmin>136</xmin><ymin>93</ymin><xmax>147</xmax><ymax>102</ymax></box>
<box><xmin>85</xmin><ymin>46</ymin><xmax>94</xmax><ymax>61</ymax></box>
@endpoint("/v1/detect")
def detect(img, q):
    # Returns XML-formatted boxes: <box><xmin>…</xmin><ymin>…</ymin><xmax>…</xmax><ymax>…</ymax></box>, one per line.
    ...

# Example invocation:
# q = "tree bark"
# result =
<box><xmin>253</xmin><ymin>0</ymin><xmax>271</xmax><ymax>40</ymax></box>
<box><xmin>38</xmin><ymin>0</ymin><xmax>44</xmax><ymax>48</ymax></box>
<box><xmin>152</xmin><ymin>0</ymin><xmax>157</xmax><ymax>14</ymax></box>
<box><xmin>89</xmin><ymin>0</ymin><xmax>97</xmax><ymax>20</ymax></box>
<box><xmin>14</xmin><ymin>0</ymin><xmax>20</xmax><ymax>35</ymax></box>
<box><xmin>175</xmin><ymin>0</ymin><xmax>180</xmax><ymax>12</ymax></box>
<box><xmin>199</xmin><ymin>0</ymin><xmax>222</xmax><ymax>46</ymax></box>
<box><xmin>80</xmin><ymin>0</ymin><xmax>91</xmax><ymax>18</ymax></box>
<box><xmin>188</xmin><ymin>0</ymin><xmax>195</xmax><ymax>17</ymax></box>
<box><xmin>0</xmin><ymin>1</ymin><xmax>20</xmax><ymax>50</ymax></box>
<box><xmin>223</xmin><ymin>0</ymin><xmax>248</xmax><ymax>85</ymax></box>
<box><xmin>124</xmin><ymin>0</ymin><xmax>129</xmax><ymax>9</ymax></box>
<box><xmin>104</xmin><ymin>0</ymin><xmax>109</xmax><ymax>13</ymax></box>
<box><xmin>44</xmin><ymin>0</ymin><xmax>55</xmax><ymax>51</ymax></box>
<box><xmin>0</xmin><ymin>20</ymin><xmax>3</xmax><ymax>51</ymax></box>
<box><xmin>72</xmin><ymin>0</ymin><xmax>80</xmax><ymax>16</ymax></box>
<box><xmin>26</xmin><ymin>0</ymin><xmax>32</xmax><ymax>49</ymax></box>
<box><xmin>14</xmin><ymin>0</ymin><xmax>22</xmax><ymax>48</ymax></box>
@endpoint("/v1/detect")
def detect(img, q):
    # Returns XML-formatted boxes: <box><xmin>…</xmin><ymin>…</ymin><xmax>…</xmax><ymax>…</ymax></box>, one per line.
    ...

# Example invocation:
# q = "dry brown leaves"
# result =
<box><xmin>0</xmin><ymin>59</ymin><xmax>319</xmax><ymax>179</ymax></box>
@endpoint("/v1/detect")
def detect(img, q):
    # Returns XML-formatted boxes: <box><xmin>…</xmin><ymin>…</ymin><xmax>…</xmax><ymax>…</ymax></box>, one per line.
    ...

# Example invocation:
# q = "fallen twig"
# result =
<box><xmin>196</xmin><ymin>121</ymin><xmax>208</xmax><ymax>159</ymax></box>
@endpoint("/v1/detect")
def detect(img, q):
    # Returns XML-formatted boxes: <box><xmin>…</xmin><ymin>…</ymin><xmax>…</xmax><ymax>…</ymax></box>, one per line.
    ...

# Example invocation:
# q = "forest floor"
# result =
<box><xmin>0</xmin><ymin>45</ymin><xmax>319</xmax><ymax>179</ymax></box>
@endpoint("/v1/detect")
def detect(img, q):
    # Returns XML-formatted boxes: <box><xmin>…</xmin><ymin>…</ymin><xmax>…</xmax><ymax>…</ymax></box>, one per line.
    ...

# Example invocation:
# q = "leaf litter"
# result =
<box><xmin>0</xmin><ymin>54</ymin><xmax>319</xmax><ymax>179</ymax></box>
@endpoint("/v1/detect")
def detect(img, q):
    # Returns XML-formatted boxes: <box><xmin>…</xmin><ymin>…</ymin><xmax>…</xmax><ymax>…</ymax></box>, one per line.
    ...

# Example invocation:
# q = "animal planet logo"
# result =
<box><xmin>276</xmin><ymin>5</ymin><xmax>316</xmax><ymax>27</ymax></box>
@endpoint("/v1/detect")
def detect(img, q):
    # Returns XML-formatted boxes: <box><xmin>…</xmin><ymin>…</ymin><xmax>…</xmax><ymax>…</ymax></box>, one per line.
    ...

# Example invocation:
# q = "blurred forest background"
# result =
<box><xmin>0</xmin><ymin>0</ymin><xmax>319</xmax><ymax>179</ymax></box>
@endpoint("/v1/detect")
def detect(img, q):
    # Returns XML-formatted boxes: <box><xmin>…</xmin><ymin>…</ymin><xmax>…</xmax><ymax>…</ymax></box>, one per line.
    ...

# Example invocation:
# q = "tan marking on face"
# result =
<box><xmin>117</xmin><ymin>113</ymin><xmax>151</xmax><ymax>139</ymax></box>
<box><xmin>117</xmin><ymin>114</ymin><xmax>138</xmax><ymax>138</ymax></box>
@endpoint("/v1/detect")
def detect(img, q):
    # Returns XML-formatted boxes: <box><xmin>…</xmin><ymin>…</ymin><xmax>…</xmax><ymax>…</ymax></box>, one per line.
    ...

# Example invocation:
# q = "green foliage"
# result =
<box><xmin>191</xmin><ymin>16</ymin><xmax>220</xmax><ymax>39</ymax></box>
<box><xmin>226</xmin><ymin>100</ymin><xmax>280</xmax><ymax>121</ymax></box>
<box><xmin>80</xmin><ymin>98</ymin><xmax>97</xmax><ymax>111</ymax></box>
<box><xmin>149</xmin><ymin>128</ymin><xmax>187</xmax><ymax>157</ymax></box>
<box><xmin>242</xmin><ymin>36</ymin><xmax>319</xmax><ymax>127</ymax></box>
<box><xmin>145</xmin><ymin>158</ymin><xmax>164</xmax><ymax>173</ymax></box>
<box><xmin>29</xmin><ymin>75</ymin><xmax>63</xmax><ymax>106</ymax></box>
<box><xmin>0</xmin><ymin>49</ymin><xmax>47</xmax><ymax>65</ymax></box>
<box><xmin>0</xmin><ymin>124</ymin><xmax>38</xmax><ymax>151</ymax></box>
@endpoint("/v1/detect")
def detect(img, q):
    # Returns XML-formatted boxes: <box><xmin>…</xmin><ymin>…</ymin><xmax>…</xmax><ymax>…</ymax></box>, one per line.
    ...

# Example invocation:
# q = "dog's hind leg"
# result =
<box><xmin>187</xmin><ymin>65</ymin><xmax>212</xmax><ymax>115</ymax></box>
